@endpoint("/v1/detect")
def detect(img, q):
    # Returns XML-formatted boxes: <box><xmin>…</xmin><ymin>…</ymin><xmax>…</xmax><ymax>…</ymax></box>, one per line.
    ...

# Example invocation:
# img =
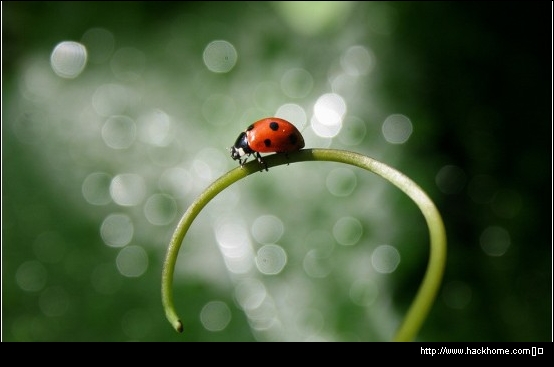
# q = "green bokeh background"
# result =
<box><xmin>2</xmin><ymin>1</ymin><xmax>551</xmax><ymax>342</ymax></box>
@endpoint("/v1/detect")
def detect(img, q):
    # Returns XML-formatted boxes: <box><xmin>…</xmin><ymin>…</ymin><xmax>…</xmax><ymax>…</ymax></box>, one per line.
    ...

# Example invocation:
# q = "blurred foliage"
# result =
<box><xmin>2</xmin><ymin>1</ymin><xmax>551</xmax><ymax>341</ymax></box>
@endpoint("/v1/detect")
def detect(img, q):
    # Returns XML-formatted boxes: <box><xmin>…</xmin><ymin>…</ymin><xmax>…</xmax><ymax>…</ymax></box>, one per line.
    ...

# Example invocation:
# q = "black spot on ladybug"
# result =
<box><xmin>289</xmin><ymin>134</ymin><xmax>299</xmax><ymax>145</ymax></box>
<box><xmin>263</xmin><ymin>139</ymin><xmax>272</xmax><ymax>147</ymax></box>
<box><xmin>246</xmin><ymin>124</ymin><xmax>255</xmax><ymax>131</ymax></box>
<box><xmin>269</xmin><ymin>121</ymin><xmax>279</xmax><ymax>131</ymax></box>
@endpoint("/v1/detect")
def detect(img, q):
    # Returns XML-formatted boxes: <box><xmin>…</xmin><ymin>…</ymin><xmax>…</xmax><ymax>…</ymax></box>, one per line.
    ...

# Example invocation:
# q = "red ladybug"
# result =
<box><xmin>230</xmin><ymin>117</ymin><xmax>305</xmax><ymax>171</ymax></box>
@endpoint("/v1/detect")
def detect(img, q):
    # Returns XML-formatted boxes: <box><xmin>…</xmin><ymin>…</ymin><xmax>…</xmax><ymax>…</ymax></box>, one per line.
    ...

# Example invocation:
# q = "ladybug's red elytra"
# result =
<box><xmin>230</xmin><ymin>117</ymin><xmax>305</xmax><ymax>171</ymax></box>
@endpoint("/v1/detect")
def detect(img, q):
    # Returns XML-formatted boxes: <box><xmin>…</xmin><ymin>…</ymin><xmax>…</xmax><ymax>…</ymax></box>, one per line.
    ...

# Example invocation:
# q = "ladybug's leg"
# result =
<box><xmin>255</xmin><ymin>152</ymin><xmax>268</xmax><ymax>172</ymax></box>
<box><xmin>284</xmin><ymin>153</ymin><xmax>290</xmax><ymax>166</ymax></box>
<box><xmin>238</xmin><ymin>156</ymin><xmax>246</xmax><ymax>167</ymax></box>
<box><xmin>238</xmin><ymin>153</ymin><xmax>251</xmax><ymax>167</ymax></box>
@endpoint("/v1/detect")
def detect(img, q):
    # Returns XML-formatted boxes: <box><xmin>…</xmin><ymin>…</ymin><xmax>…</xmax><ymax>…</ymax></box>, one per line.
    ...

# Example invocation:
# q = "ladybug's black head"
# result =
<box><xmin>230</xmin><ymin>132</ymin><xmax>252</xmax><ymax>160</ymax></box>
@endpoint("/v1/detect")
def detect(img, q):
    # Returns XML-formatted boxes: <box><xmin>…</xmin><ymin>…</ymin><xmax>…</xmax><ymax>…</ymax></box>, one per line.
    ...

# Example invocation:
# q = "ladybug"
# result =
<box><xmin>230</xmin><ymin>117</ymin><xmax>305</xmax><ymax>171</ymax></box>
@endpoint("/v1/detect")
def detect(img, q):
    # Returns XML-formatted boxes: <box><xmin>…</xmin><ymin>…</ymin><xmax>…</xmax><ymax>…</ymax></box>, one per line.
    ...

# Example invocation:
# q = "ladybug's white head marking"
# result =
<box><xmin>230</xmin><ymin>146</ymin><xmax>247</xmax><ymax>160</ymax></box>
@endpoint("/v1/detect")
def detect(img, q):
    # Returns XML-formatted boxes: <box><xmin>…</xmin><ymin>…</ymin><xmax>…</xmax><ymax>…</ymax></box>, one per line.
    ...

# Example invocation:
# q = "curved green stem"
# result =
<box><xmin>162</xmin><ymin>148</ymin><xmax>447</xmax><ymax>341</ymax></box>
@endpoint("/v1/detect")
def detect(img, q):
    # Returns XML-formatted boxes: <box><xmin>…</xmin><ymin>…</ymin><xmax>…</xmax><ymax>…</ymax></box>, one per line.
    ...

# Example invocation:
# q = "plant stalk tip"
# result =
<box><xmin>162</xmin><ymin>148</ymin><xmax>446</xmax><ymax>341</ymax></box>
